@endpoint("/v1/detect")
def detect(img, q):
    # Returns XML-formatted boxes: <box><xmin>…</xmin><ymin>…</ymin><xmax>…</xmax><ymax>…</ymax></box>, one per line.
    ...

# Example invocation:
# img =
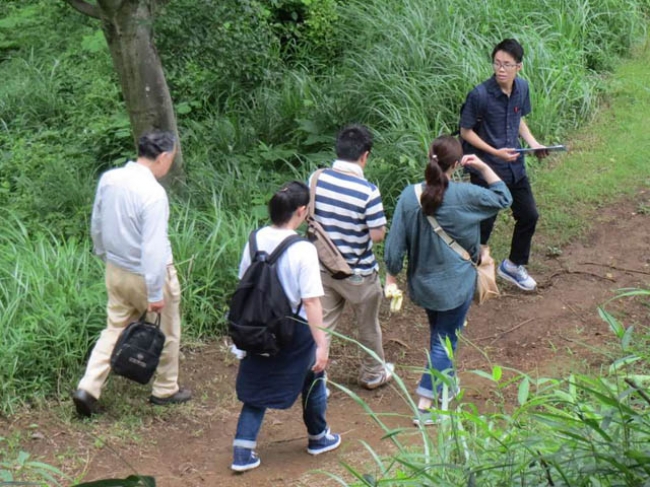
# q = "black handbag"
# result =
<box><xmin>110</xmin><ymin>311</ymin><xmax>166</xmax><ymax>384</ymax></box>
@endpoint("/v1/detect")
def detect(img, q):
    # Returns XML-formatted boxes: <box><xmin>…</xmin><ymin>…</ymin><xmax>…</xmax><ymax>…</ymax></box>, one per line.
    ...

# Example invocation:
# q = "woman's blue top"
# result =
<box><xmin>384</xmin><ymin>181</ymin><xmax>512</xmax><ymax>311</ymax></box>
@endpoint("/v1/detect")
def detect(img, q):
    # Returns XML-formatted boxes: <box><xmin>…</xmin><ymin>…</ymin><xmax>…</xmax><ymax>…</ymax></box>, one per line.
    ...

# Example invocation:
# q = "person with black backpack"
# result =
<box><xmin>229</xmin><ymin>181</ymin><xmax>341</xmax><ymax>473</ymax></box>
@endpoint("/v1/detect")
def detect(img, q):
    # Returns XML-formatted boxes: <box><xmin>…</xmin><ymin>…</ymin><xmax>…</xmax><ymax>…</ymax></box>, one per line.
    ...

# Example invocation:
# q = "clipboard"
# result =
<box><xmin>515</xmin><ymin>145</ymin><xmax>567</xmax><ymax>154</ymax></box>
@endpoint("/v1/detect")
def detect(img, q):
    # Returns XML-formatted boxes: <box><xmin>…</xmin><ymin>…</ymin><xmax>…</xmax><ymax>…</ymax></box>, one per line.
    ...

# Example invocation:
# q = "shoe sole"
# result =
<box><xmin>150</xmin><ymin>398</ymin><xmax>192</xmax><ymax>406</ymax></box>
<box><xmin>360</xmin><ymin>377</ymin><xmax>392</xmax><ymax>390</ymax></box>
<box><xmin>150</xmin><ymin>394</ymin><xmax>192</xmax><ymax>406</ymax></box>
<box><xmin>497</xmin><ymin>268</ymin><xmax>536</xmax><ymax>291</ymax></box>
<box><xmin>231</xmin><ymin>459</ymin><xmax>261</xmax><ymax>472</ymax></box>
<box><xmin>307</xmin><ymin>436</ymin><xmax>342</xmax><ymax>455</ymax></box>
<box><xmin>413</xmin><ymin>418</ymin><xmax>437</xmax><ymax>426</ymax></box>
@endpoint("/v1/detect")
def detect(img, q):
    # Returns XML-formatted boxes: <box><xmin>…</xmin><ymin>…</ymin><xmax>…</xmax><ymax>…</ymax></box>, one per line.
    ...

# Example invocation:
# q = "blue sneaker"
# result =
<box><xmin>307</xmin><ymin>428</ymin><xmax>341</xmax><ymax>455</ymax></box>
<box><xmin>498</xmin><ymin>259</ymin><xmax>537</xmax><ymax>291</ymax></box>
<box><xmin>231</xmin><ymin>446</ymin><xmax>261</xmax><ymax>472</ymax></box>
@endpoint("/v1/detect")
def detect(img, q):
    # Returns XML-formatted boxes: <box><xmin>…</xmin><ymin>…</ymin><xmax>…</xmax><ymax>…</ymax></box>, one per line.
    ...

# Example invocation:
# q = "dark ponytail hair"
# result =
<box><xmin>420</xmin><ymin>135</ymin><xmax>463</xmax><ymax>216</ymax></box>
<box><xmin>268</xmin><ymin>181</ymin><xmax>310</xmax><ymax>225</ymax></box>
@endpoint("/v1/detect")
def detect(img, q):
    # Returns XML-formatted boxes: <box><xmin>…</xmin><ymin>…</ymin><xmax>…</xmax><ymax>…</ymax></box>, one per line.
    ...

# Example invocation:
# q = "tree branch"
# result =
<box><xmin>63</xmin><ymin>0</ymin><xmax>101</xmax><ymax>19</ymax></box>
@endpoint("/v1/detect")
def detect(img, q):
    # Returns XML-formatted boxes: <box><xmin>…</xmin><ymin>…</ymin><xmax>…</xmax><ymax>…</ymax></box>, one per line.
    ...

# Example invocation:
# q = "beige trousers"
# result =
<box><xmin>320</xmin><ymin>271</ymin><xmax>385</xmax><ymax>382</ymax></box>
<box><xmin>78</xmin><ymin>262</ymin><xmax>182</xmax><ymax>399</ymax></box>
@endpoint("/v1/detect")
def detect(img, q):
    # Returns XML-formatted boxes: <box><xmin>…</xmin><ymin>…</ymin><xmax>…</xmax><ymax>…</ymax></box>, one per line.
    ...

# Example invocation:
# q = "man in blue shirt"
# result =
<box><xmin>460</xmin><ymin>38</ymin><xmax>547</xmax><ymax>291</ymax></box>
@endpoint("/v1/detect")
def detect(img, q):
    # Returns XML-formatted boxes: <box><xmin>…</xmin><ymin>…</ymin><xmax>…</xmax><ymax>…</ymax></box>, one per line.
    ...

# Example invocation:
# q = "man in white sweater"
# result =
<box><xmin>73</xmin><ymin>131</ymin><xmax>191</xmax><ymax>417</ymax></box>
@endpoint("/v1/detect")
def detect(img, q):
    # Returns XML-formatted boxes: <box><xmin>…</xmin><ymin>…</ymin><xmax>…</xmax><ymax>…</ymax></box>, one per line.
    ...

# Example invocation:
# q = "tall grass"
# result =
<box><xmin>0</xmin><ymin>0</ymin><xmax>648</xmax><ymax>411</ymax></box>
<box><xmin>324</xmin><ymin>290</ymin><xmax>650</xmax><ymax>486</ymax></box>
<box><xmin>0</xmin><ymin>213</ymin><xmax>104</xmax><ymax>414</ymax></box>
<box><xmin>0</xmin><ymin>200</ymin><xmax>258</xmax><ymax>413</ymax></box>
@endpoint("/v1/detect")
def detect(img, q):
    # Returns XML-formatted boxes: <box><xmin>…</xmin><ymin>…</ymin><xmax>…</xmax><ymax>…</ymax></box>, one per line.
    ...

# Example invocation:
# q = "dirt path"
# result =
<box><xmin>2</xmin><ymin>190</ymin><xmax>649</xmax><ymax>486</ymax></box>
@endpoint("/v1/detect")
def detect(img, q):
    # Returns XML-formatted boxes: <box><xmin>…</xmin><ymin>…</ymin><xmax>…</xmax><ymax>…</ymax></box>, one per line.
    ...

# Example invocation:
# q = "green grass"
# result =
<box><xmin>1</xmin><ymin>0</ymin><xmax>650</xmax><ymax>413</ymax></box>
<box><xmin>321</xmin><ymin>290</ymin><xmax>650</xmax><ymax>486</ymax></box>
<box><xmin>532</xmin><ymin>41</ymin><xmax>650</xmax><ymax>248</ymax></box>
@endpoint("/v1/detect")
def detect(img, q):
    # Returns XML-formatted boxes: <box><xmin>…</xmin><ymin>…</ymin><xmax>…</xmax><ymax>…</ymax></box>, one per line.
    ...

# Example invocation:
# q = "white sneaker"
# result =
<box><xmin>498</xmin><ymin>259</ymin><xmax>537</xmax><ymax>291</ymax></box>
<box><xmin>360</xmin><ymin>363</ymin><xmax>395</xmax><ymax>390</ymax></box>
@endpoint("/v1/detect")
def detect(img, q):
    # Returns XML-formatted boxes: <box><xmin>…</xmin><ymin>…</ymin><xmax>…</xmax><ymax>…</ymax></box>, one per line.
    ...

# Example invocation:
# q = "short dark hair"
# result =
<box><xmin>335</xmin><ymin>124</ymin><xmax>373</xmax><ymax>162</ymax></box>
<box><xmin>137</xmin><ymin>131</ymin><xmax>177</xmax><ymax>160</ymax></box>
<box><xmin>492</xmin><ymin>38</ymin><xmax>524</xmax><ymax>63</ymax></box>
<box><xmin>268</xmin><ymin>181</ymin><xmax>310</xmax><ymax>225</ymax></box>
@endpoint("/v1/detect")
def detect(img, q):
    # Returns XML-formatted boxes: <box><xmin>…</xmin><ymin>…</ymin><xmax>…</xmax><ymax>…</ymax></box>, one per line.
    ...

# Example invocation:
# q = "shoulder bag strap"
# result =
<box><xmin>308</xmin><ymin>169</ymin><xmax>326</xmax><ymax>219</ymax></box>
<box><xmin>413</xmin><ymin>184</ymin><xmax>473</xmax><ymax>263</ymax></box>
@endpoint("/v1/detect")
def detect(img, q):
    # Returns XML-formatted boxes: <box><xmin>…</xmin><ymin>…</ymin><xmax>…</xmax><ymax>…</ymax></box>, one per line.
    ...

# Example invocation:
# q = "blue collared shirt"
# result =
<box><xmin>460</xmin><ymin>76</ymin><xmax>531</xmax><ymax>184</ymax></box>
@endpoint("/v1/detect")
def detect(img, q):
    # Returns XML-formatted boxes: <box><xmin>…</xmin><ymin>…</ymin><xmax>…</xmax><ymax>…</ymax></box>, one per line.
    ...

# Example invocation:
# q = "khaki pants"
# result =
<box><xmin>320</xmin><ymin>271</ymin><xmax>385</xmax><ymax>382</ymax></box>
<box><xmin>78</xmin><ymin>263</ymin><xmax>182</xmax><ymax>399</ymax></box>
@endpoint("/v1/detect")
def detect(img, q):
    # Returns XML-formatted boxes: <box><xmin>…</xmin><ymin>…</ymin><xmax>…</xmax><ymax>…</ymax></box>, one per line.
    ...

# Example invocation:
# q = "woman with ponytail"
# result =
<box><xmin>384</xmin><ymin>135</ymin><xmax>512</xmax><ymax>425</ymax></box>
<box><xmin>231</xmin><ymin>181</ymin><xmax>341</xmax><ymax>472</ymax></box>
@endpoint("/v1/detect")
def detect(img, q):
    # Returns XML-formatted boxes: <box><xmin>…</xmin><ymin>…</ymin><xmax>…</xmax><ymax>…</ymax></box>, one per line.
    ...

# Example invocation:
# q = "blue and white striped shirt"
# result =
<box><xmin>310</xmin><ymin>160</ymin><xmax>387</xmax><ymax>275</ymax></box>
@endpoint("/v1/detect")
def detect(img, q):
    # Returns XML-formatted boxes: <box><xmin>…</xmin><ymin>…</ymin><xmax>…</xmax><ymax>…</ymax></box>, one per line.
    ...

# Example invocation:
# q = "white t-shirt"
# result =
<box><xmin>238</xmin><ymin>226</ymin><xmax>324</xmax><ymax>320</ymax></box>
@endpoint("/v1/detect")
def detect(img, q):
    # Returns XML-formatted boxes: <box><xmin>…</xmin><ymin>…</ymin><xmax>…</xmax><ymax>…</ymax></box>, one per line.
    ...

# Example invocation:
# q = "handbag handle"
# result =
<box><xmin>413</xmin><ymin>184</ymin><xmax>477</xmax><ymax>266</ymax></box>
<box><xmin>139</xmin><ymin>310</ymin><xmax>161</xmax><ymax>328</ymax></box>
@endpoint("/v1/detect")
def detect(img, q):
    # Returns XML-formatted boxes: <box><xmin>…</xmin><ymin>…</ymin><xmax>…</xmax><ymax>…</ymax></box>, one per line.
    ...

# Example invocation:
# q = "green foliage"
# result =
<box><xmin>74</xmin><ymin>476</ymin><xmax>155</xmax><ymax>487</ymax></box>
<box><xmin>0</xmin><ymin>447</ymin><xmax>66</xmax><ymax>486</ymax></box>
<box><xmin>259</xmin><ymin>0</ymin><xmax>342</xmax><ymax>65</ymax></box>
<box><xmin>156</xmin><ymin>0</ymin><xmax>281</xmax><ymax>109</ymax></box>
<box><xmin>324</xmin><ymin>289</ymin><xmax>650</xmax><ymax>486</ymax></box>
<box><xmin>0</xmin><ymin>215</ymin><xmax>105</xmax><ymax>414</ymax></box>
<box><xmin>0</xmin><ymin>0</ymin><xmax>649</xmax><ymax>411</ymax></box>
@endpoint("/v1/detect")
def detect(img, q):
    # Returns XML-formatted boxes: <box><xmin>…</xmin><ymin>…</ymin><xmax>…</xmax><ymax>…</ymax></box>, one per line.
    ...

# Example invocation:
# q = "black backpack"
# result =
<box><xmin>228</xmin><ymin>230</ymin><xmax>304</xmax><ymax>356</ymax></box>
<box><xmin>110</xmin><ymin>312</ymin><xmax>166</xmax><ymax>384</ymax></box>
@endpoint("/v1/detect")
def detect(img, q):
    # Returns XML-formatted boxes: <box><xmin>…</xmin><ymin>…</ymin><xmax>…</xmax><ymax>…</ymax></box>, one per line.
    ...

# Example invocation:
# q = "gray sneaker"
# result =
<box><xmin>360</xmin><ymin>363</ymin><xmax>395</xmax><ymax>390</ymax></box>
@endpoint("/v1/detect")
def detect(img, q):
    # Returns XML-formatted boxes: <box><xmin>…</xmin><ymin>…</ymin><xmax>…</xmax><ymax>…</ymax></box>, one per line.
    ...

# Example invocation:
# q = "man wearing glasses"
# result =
<box><xmin>460</xmin><ymin>38</ymin><xmax>547</xmax><ymax>292</ymax></box>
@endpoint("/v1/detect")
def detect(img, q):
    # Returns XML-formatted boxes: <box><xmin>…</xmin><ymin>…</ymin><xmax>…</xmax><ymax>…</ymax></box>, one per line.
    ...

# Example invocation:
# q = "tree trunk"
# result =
<box><xmin>97</xmin><ymin>0</ymin><xmax>183</xmax><ymax>180</ymax></box>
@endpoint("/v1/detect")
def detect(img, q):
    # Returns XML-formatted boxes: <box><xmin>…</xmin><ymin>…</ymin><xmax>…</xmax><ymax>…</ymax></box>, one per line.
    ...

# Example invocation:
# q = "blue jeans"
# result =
<box><xmin>233</xmin><ymin>370</ymin><xmax>328</xmax><ymax>449</ymax></box>
<box><xmin>416</xmin><ymin>294</ymin><xmax>473</xmax><ymax>399</ymax></box>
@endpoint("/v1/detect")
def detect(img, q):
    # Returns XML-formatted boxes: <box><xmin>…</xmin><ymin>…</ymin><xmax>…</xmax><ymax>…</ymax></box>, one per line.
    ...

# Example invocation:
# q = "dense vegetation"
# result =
<box><xmin>331</xmin><ymin>295</ymin><xmax>650</xmax><ymax>486</ymax></box>
<box><xmin>0</xmin><ymin>0</ymin><xmax>648</xmax><ymax>415</ymax></box>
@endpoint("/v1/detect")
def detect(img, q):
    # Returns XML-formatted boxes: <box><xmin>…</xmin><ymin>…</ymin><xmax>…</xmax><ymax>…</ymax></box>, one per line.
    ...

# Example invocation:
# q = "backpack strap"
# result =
<box><xmin>473</xmin><ymin>82</ymin><xmax>488</xmax><ymax>128</ymax></box>
<box><xmin>248</xmin><ymin>228</ymin><xmax>261</xmax><ymax>261</ymax></box>
<box><xmin>268</xmin><ymin>234</ymin><xmax>304</xmax><ymax>265</ymax></box>
<box><xmin>268</xmin><ymin>233</ymin><xmax>305</xmax><ymax>315</ymax></box>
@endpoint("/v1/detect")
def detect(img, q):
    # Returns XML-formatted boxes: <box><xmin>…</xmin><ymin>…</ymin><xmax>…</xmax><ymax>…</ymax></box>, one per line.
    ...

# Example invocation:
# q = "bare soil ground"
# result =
<box><xmin>2</xmin><ymin>190</ymin><xmax>649</xmax><ymax>486</ymax></box>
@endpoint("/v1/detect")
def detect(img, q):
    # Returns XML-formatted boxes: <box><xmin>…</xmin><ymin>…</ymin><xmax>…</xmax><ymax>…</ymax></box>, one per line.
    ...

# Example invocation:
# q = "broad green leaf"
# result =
<box><xmin>598</xmin><ymin>307</ymin><xmax>624</xmax><ymax>338</ymax></box>
<box><xmin>518</xmin><ymin>377</ymin><xmax>530</xmax><ymax>405</ymax></box>
<box><xmin>492</xmin><ymin>365</ymin><xmax>502</xmax><ymax>382</ymax></box>
<box><xmin>621</xmin><ymin>324</ymin><xmax>635</xmax><ymax>350</ymax></box>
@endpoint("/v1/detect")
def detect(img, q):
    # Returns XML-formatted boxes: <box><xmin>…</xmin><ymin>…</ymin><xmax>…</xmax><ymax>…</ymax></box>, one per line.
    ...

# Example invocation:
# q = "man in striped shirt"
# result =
<box><xmin>310</xmin><ymin>125</ymin><xmax>393</xmax><ymax>389</ymax></box>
